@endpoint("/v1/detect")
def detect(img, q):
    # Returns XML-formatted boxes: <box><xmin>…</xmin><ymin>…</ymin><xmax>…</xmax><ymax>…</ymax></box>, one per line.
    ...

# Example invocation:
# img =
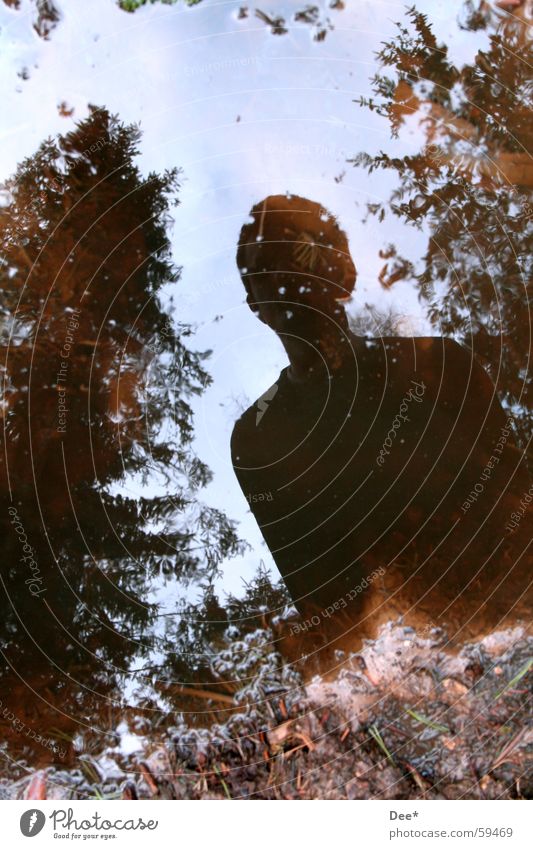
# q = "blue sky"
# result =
<box><xmin>0</xmin><ymin>0</ymin><xmax>490</xmax><ymax>601</ymax></box>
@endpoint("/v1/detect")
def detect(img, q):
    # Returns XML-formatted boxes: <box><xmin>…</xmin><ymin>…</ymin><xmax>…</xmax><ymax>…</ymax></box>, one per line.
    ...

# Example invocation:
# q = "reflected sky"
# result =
<box><xmin>0</xmin><ymin>0</ymin><xmax>495</xmax><ymax>593</ymax></box>
<box><xmin>0</xmin><ymin>0</ymin><xmax>531</xmax><ymax>781</ymax></box>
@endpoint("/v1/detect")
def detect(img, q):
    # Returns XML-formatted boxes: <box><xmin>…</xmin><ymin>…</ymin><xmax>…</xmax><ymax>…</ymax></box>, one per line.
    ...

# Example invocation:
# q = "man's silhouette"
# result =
<box><xmin>231</xmin><ymin>194</ymin><xmax>531</xmax><ymax>629</ymax></box>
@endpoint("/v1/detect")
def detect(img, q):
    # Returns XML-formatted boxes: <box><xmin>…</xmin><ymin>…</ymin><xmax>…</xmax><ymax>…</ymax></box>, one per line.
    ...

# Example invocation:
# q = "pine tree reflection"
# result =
<box><xmin>353</xmin><ymin>5</ymin><xmax>532</xmax><ymax>455</ymax></box>
<box><xmin>0</xmin><ymin>108</ymin><xmax>241</xmax><ymax>726</ymax></box>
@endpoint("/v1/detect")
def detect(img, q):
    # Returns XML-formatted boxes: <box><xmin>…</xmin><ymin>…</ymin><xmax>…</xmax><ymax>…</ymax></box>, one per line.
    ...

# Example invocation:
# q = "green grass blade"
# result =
<box><xmin>406</xmin><ymin>708</ymin><xmax>449</xmax><ymax>733</ymax></box>
<box><xmin>369</xmin><ymin>724</ymin><xmax>395</xmax><ymax>765</ymax></box>
<box><xmin>213</xmin><ymin>764</ymin><xmax>232</xmax><ymax>800</ymax></box>
<box><xmin>495</xmin><ymin>658</ymin><xmax>532</xmax><ymax>700</ymax></box>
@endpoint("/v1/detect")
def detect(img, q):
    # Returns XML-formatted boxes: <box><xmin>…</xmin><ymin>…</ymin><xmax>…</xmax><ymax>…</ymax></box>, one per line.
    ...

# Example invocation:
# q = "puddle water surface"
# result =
<box><xmin>0</xmin><ymin>0</ymin><xmax>531</xmax><ymax>796</ymax></box>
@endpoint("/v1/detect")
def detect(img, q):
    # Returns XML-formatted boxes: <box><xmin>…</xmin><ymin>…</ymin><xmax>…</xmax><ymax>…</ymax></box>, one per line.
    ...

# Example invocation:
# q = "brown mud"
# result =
<box><xmin>1</xmin><ymin>612</ymin><xmax>531</xmax><ymax>801</ymax></box>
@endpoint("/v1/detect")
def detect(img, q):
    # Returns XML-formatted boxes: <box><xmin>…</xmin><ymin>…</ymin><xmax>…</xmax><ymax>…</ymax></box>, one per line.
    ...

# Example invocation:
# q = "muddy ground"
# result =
<box><xmin>2</xmin><ymin>617</ymin><xmax>531</xmax><ymax>801</ymax></box>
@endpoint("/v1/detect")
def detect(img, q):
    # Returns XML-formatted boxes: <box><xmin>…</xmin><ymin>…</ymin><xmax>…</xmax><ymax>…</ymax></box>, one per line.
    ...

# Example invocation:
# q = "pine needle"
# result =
<box><xmin>213</xmin><ymin>764</ymin><xmax>232</xmax><ymax>800</ymax></box>
<box><xmin>406</xmin><ymin>709</ymin><xmax>449</xmax><ymax>733</ymax></box>
<box><xmin>49</xmin><ymin>727</ymin><xmax>74</xmax><ymax>742</ymax></box>
<box><xmin>369</xmin><ymin>724</ymin><xmax>395</xmax><ymax>765</ymax></box>
<box><xmin>495</xmin><ymin>658</ymin><xmax>532</xmax><ymax>700</ymax></box>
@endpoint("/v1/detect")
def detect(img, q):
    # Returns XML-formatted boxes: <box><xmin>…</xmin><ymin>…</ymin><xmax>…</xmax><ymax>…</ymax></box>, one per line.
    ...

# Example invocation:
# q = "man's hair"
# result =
<box><xmin>236</xmin><ymin>194</ymin><xmax>357</xmax><ymax>312</ymax></box>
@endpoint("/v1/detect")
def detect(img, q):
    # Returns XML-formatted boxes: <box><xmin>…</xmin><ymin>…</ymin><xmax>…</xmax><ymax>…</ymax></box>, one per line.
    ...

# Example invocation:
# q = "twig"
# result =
<box><xmin>489</xmin><ymin>727</ymin><xmax>529</xmax><ymax>773</ymax></box>
<box><xmin>165</xmin><ymin>685</ymin><xmax>236</xmax><ymax>706</ymax></box>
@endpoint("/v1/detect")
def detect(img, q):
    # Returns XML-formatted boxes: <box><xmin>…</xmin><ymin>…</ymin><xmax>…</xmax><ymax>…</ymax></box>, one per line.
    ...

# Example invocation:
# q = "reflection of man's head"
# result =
<box><xmin>236</xmin><ymin>194</ymin><xmax>356</xmax><ymax>342</ymax></box>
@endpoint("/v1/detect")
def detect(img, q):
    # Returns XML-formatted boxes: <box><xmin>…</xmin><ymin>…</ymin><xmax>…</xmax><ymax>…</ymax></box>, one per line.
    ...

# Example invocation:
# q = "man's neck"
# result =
<box><xmin>285</xmin><ymin>329</ymin><xmax>362</xmax><ymax>383</ymax></box>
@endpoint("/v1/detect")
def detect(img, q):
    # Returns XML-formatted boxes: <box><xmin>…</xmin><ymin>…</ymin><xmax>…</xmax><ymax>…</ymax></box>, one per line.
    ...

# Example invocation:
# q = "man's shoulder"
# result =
<box><xmin>364</xmin><ymin>335</ymin><xmax>475</xmax><ymax>373</ymax></box>
<box><xmin>366</xmin><ymin>334</ymin><xmax>465</xmax><ymax>355</ymax></box>
<box><xmin>372</xmin><ymin>335</ymin><xmax>503</xmax><ymax>415</ymax></box>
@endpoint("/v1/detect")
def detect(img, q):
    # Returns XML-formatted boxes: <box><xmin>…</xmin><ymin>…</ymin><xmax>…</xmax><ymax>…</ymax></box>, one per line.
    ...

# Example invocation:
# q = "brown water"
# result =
<box><xmin>0</xmin><ymin>0</ymin><xmax>531</xmax><ymax>790</ymax></box>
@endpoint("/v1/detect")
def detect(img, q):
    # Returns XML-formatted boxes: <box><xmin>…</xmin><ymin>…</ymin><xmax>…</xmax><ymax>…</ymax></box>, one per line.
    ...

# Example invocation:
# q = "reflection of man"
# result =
<box><xmin>231</xmin><ymin>194</ymin><xmax>530</xmax><ymax>626</ymax></box>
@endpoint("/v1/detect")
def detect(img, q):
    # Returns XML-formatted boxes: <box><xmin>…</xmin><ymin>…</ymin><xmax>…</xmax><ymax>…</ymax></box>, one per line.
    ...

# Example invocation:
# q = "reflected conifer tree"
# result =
<box><xmin>0</xmin><ymin>107</ymin><xmax>242</xmax><ymax>709</ymax></box>
<box><xmin>353</xmin><ymin>4</ymin><xmax>532</xmax><ymax>456</ymax></box>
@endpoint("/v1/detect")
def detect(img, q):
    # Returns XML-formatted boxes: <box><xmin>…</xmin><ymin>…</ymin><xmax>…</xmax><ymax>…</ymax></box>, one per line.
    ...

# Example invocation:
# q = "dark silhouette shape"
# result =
<box><xmin>231</xmin><ymin>194</ymin><xmax>531</xmax><ymax>630</ymax></box>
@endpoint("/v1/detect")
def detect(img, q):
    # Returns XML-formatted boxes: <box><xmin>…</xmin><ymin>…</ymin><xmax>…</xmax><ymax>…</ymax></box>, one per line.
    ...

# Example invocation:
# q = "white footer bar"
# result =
<box><xmin>4</xmin><ymin>799</ymin><xmax>531</xmax><ymax>848</ymax></box>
